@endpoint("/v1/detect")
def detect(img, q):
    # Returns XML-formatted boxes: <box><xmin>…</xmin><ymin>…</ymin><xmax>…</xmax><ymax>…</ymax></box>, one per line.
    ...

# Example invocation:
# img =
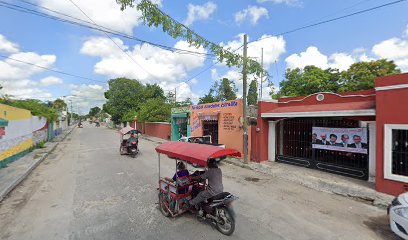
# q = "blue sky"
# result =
<box><xmin>0</xmin><ymin>0</ymin><xmax>407</xmax><ymax>113</ymax></box>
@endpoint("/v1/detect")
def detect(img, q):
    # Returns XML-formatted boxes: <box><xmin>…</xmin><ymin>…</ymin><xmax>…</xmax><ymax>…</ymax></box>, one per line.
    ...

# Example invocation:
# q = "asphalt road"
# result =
<box><xmin>0</xmin><ymin>124</ymin><xmax>397</xmax><ymax>240</ymax></box>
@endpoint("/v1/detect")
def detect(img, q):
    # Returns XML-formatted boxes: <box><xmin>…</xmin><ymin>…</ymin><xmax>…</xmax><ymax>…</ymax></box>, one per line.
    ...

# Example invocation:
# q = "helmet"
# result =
<box><xmin>208</xmin><ymin>158</ymin><xmax>218</xmax><ymax>168</ymax></box>
<box><xmin>177</xmin><ymin>161</ymin><xmax>186</xmax><ymax>170</ymax></box>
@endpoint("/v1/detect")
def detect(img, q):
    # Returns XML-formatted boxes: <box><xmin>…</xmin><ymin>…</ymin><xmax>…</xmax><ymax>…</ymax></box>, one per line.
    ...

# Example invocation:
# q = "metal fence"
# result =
<box><xmin>276</xmin><ymin>117</ymin><xmax>369</xmax><ymax>180</ymax></box>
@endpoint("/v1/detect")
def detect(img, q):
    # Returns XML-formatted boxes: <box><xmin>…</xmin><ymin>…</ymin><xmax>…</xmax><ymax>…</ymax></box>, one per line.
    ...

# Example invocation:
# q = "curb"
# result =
<box><xmin>223</xmin><ymin>158</ymin><xmax>392</xmax><ymax>209</ymax></box>
<box><xmin>139</xmin><ymin>135</ymin><xmax>164</xmax><ymax>144</ymax></box>
<box><xmin>0</xmin><ymin>127</ymin><xmax>75</xmax><ymax>202</ymax></box>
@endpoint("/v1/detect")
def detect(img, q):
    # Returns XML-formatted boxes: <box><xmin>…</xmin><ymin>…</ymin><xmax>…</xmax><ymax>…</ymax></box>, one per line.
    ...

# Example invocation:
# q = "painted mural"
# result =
<box><xmin>0</xmin><ymin>104</ymin><xmax>48</xmax><ymax>167</ymax></box>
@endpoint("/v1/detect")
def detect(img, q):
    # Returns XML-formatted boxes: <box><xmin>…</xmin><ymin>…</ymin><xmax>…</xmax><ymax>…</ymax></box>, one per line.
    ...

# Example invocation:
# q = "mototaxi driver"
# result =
<box><xmin>126</xmin><ymin>133</ymin><xmax>138</xmax><ymax>151</ymax></box>
<box><xmin>189</xmin><ymin>158</ymin><xmax>223</xmax><ymax>207</ymax></box>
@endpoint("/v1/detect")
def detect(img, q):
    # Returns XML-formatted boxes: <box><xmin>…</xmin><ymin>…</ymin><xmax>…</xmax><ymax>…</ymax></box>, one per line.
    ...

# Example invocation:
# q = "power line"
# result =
<box><xmin>248</xmin><ymin>0</ymin><xmax>407</xmax><ymax>44</ymax></box>
<box><xmin>0</xmin><ymin>54</ymin><xmax>106</xmax><ymax>84</ymax></box>
<box><xmin>180</xmin><ymin>0</ymin><xmax>407</xmax><ymax>86</ymax></box>
<box><xmin>67</xmin><ymin>0</ymin><xmax>156</xmax><ymax>78</ymax></box>
<box><xmin>1</xmin><ymin>0</ymin><xmax>214</xmax><ymax>58</ymax></box>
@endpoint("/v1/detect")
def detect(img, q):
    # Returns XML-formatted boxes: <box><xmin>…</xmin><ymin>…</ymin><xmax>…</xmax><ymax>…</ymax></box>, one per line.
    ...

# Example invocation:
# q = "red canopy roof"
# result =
<box><xmin>155</xmin><ymin>141</ymin><xmax>241</xmax><ymax>167</ymax></box>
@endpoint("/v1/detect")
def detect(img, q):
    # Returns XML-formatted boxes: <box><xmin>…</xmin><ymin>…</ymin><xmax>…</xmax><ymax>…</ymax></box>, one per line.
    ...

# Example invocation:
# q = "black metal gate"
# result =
<box><xmin>276</xmin><ymin>117</ymin><xmax>369</xmax><ymax>180</ymax></box>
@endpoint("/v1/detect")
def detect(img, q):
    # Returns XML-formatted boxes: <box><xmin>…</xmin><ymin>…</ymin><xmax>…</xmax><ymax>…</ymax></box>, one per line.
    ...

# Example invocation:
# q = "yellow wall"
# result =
<box><xmin>0</xmin><ymin>139</ymin><xmax>33</xmax><ymax>161</ymax></box>
<box><xmin>0</xmin><ymin>104</ymin><xmax>31</xmax><ymax>121</ymax></box>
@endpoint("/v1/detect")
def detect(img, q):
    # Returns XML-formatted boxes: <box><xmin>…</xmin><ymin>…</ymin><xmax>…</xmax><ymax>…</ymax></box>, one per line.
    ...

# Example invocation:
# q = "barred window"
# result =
<box><xmin>392</xmin><ymin>129</ymin><xmax>408</xmax><ymax>176</ymax></box>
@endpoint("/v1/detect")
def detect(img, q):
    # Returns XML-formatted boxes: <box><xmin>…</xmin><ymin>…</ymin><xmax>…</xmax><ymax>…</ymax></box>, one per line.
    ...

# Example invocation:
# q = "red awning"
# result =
<box><xmin>155</xmin><ymin>141</ymin><xmax>241</xmax><ymax>166</ymax></box>
<box><xmin>262</xmin><ymin>101</ymin><xmax>375</xmax><ymax>118</ymax></box>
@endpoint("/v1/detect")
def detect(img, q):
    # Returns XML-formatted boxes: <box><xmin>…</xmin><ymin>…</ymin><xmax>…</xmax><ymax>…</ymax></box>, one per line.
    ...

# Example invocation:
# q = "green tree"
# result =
<box><xmin>103</xmin><ymin>78</ymin><xmax>146</xmax><ymax>123</ymax></box>
<box><xmin>88</xmin><ymin>106</ymin><xmax>101</xmax><ymax>117</ymax></box>
<box><xmin>215</xmin><ymin>78</ymin><xmax>237</xmax><ymax>101</ymax></box>
<box><xmin>247</xmin><ymin>79</ymin><xmax>258</xmax><ymax>105</ymax></box>
<box><xmin>116</xmin><ymin>0</ymin><xmax>265</xmax><ymax>78</ymax></box>
<box><xmin>122</xmin><ymin>109</ymin><xmax>138</xmax><ymax>122</ymax></box>
<box><xmin>52</xmin><ymin>99</ymin><xmax>67</xmax><ymax>112</ymax></box>
<box><xmin>339</xmin><ymin>59</ymin><xmax>401</xmax><ymax>92</ymax></box>
<box><xmin>138</xmin><ymin>98</ymin><xmax>171</xmax><ymax>122</ymax></box>
<box><xmin>198</xmin><ymin>89</ymin><xmax>217</xmax><ymax>104</ymax></box>
<box><xmin>177</xmin><ymin>97</ymin><xmax>193</xmax><ymax>107</ymax></box>
<box><xmin>274</xmin><ymin>66</ymin><xmax>341</xmax><ymax>99</ymax></box>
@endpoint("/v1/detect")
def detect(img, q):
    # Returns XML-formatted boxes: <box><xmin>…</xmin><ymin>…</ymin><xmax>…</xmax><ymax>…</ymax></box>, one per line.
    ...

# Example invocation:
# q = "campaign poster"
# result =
<box><xmin>312</xmin><ymin>127</ymin><xmax>368</xmax><ymax>154</ymax></box>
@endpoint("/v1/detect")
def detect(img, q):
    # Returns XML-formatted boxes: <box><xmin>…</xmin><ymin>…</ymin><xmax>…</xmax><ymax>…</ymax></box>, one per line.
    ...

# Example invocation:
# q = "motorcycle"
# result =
<box><xmin>190</xmin><ymin>171</ymin><xmax>237</xmax><ymax>235</ymax></box>
<box><xmin>156</xmin><ymin>142</ymin><xmax>241</xmax><ymax>236</ymax></box>
<box><xmin>194</xmin><ymin>191</ymin><xmax>237</xmax><ymax>235</ymax></box>
<box><xmin>78</xmin><ymin>122</ymin><xmax>83</xmax><ymax>128</ymax></box>
<box><xmin>128</xmin><ymin>141</ymin><xmax>139</xmax><ymax>158</ymax></box>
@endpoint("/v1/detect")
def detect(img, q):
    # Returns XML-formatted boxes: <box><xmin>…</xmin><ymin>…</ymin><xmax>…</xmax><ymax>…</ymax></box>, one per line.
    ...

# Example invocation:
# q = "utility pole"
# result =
<box><xmin>174</xmin><ymin>88</ymin><xmax>177</xmax><ymax>104</ymax></box>
<box><xmin>260</xmin><ymin>48</ymin><xmax>263</xmax><ymax>100</ymax></box>
<box><xmin>69</xmin><ymin>100</ymin><xmax>73</xmax><ymax>125</ymax></box>
<box><xmin>242</xmin><ymin>34</ymin><xmax>248</xmax><ymax>164</ymax></box>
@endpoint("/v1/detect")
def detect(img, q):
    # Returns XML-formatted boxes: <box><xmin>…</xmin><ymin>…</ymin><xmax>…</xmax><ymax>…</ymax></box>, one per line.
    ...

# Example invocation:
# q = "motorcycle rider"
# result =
<box><xmin>189</xmin><ymin>158</ymin><xmax>223</xmax><ymax>207</ymax></box>
<box><xmin>126</xmin><ymin>132</ymin><xmax>138</xmax><ymax>153</ymax></box>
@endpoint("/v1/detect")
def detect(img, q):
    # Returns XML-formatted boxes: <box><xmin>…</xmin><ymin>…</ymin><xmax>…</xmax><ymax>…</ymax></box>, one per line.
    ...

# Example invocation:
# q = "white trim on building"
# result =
<box><xmin>376</xmin><ymin>84</ymin><xmax>408</xmax><ymax>92</ymax></box>
<box><xmin>261</xmin><ymin>109</ymin><xmax>376</xmax><ymax>118</ymax></box>
<box><xmin>384</xmin><ymin>124</ymin><xmax>408</xmax><ymax>183</ymax></box>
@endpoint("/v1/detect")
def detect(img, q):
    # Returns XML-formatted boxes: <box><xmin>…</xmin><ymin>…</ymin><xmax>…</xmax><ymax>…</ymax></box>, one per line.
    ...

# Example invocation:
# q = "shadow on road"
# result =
<box><xmin>364</xmin><ymin>215</ymin><xmax>401</xmax><ymax>240</ymax></box>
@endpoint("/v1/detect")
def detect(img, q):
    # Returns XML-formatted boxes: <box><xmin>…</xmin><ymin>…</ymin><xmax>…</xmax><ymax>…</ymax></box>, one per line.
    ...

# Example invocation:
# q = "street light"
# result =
<box><xmin>62</xmin><ymin>95</ymin><xmax>77</xmax><ymax>126</ymax></box>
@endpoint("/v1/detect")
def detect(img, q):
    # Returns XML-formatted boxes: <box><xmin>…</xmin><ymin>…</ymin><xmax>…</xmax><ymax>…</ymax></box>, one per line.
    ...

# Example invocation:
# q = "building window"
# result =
<box><xmin>384</xmin><ymin>124</ymin><xmax>408</xmax><ymax>182</ymax></box>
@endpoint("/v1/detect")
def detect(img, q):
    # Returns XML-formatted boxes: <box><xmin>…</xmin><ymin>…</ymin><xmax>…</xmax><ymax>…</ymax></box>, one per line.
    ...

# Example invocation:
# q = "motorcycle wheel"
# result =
<box><xmin>215</xmin><ymin>206</ymin><xmax>235</xmax><ymax>236</ymax></box>
<box><xmin>158</xmin><ymin>192</ymin><xmax>171</xmax><ymax>217</ymax></box>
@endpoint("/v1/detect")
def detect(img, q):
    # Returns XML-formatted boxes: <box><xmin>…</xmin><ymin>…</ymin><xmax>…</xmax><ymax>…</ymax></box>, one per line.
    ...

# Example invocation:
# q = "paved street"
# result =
<box><xmin>0</xmin><ymin>125</ymin><xmax>397</xmax><ymax>240</ymax></box>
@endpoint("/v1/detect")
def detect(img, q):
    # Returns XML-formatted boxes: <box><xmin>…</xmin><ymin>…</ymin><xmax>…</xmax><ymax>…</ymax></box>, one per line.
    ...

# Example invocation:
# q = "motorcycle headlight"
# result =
<box><xmin>394</xmin><ymin>207</ymin><xmax>408</xmax><ymax>218</ymax></box>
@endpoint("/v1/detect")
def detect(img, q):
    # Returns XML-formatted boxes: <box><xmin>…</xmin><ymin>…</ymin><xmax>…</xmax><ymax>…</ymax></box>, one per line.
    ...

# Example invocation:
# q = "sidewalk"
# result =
<box><xmin>141</xmin><ymin>134</ymin><xmax>393</xmax><ymax>208</ymax></box>
<box><xmin>0</xmin><ymin>126</ymin><xmax>75</xmax><ymax>202</ymax></box>
<box><xmin>224</xmin><ymin>158</ymin><xmax>393</xmax><ymax>208</ymax></box>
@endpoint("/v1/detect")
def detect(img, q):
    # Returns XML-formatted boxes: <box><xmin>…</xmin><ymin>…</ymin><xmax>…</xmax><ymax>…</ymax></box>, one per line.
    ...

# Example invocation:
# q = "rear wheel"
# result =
<box><xmin>215</xmin><ymin>206</ymin><xmax>235</xmax><ymax>236</ymax></box>
<box><xmin>158</xmin><ymin>192</ymin><xmax>171</xmax><ymax>217</ymax></box>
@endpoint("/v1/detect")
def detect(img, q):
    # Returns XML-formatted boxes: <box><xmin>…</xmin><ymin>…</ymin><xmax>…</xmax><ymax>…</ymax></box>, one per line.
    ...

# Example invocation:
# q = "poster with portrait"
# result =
<box><xmin>312</xmin><ymin>127</ymin><xmax>368</xmax><ymax>154</ymax></box>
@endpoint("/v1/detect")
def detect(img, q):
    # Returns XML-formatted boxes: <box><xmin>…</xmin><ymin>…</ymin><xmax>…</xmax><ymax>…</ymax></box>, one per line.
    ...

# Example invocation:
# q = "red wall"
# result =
<box><xmin>144</xmin><ymin>122</ymin><xmax>171</xmax><ymax>140</ymax></box>
<box><xmin>254</xmin><ymin>101</ymin><xmax>279</xmax><ymax>162</ymax></box>
<box><xmin>375</xmin><ymin>73</ymin><xmax>408</xmax><ymax>196</ymax></box>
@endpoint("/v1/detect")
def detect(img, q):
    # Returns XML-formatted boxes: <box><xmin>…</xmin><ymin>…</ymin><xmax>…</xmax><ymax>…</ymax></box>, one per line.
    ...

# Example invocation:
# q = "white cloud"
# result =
<box><xmin>285</xmin><ymin>46</ymin><xmax>328</xmax><ymax>69</ymax></box>
<box><xmin>184</xmin><ymin>1</ymin><xmax>217</xmax><ymax>26</ymax></box>
<box><xmin>40</xmin><ymin>76</ymin><xmax>63</xmax><ymax>86</ymax></box>
<box><xmin>257</xmin><ymin>0</ymin><xmax>302</xmax><ymax>7</ymax></box>
<box><xmin>329</xmin><ymin>53</ymin><xmax>355</xmax><ymax>71</ymax></box>
<box><xmin>67</xmin><ymin>84</ymin><xmax>107</xmax><ymax>114</ymax></box>
<box><xmin>372</xmin><ymin>38</ymin><xmax>408</xmax><ymax>71</ymax></box>
<box><xmin>221</xmin><ymin>34</ymin><xmax>286</xmax><ymax>68</ymax></box>
<box><xmin>0</xmin><ymin>78</ymin><xmax>52</xmax><ymax>99</ymax></box>
<box><xmin>36</xmin><ymin>0</ymin><xmax>162</xmax><ymax>34</ymax></box>
<box><xmin>190</xmin><ymin>78</ymin><xmax>198</xmax><ymax>85</ymax></box>
<box><xmin>80</xmin><ymin>37</ymin><xmax>207</xmax><ymax>83</ymax></box>
<box><xmin>0</xmin><ymin>39</ymin><xmax>57</xmax><ymax>99</ymax></box>
<box><xmin>0</xmin><ymin>34</ymin><xmax>19</xmax><ymax>53</ymax></box>
<box><xmin>235</xmin><ymin>6</ymin><xmax>268</xmax><ymax>25</ymax></box>
<box><xmin>0</xmin><ymin>52</ymin><xmax>56</xmax><ymax>81</ymax></box>
<box><xmin>285</xmin><ymin>46</ymin><xmax>356</xmax><ymax>71</ymax></box>
<box><xmin>158</xmin><ymin>81</ymin><xmax>199</xmax><ymax>103</ymax></box>
<box><xmin>372</xmin><ymin>38</ymin><xmax>408</xmax><ymax>60</ymax></box>
<box><xmin>285</xmin><ymin>25</ymin><xmax>408</xmax><ymax>72</ymax></box>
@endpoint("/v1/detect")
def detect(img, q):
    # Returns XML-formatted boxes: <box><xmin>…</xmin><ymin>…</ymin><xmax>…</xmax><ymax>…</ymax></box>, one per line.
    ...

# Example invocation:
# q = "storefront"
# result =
<box><xmin>170</xmin><ymin>106</ymin><xmax>191</xmax><ymax>141</ymax></box>
<box><xmin>171</xmin><ymin>99</ymin><xmax>250</xmax><ymax>156</ymax></box>
<box><xmin>255</xmin><ymin>73</ymin><xmax>408</xmax><ymax>195</ymax></box>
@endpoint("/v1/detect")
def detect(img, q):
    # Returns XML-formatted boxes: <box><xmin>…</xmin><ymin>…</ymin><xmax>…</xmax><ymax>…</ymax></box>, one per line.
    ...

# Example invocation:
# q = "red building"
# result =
<box><xmin>255</xmin><ymin>73</ymin><xmax>408</xmax><ymax>196</ymax></box>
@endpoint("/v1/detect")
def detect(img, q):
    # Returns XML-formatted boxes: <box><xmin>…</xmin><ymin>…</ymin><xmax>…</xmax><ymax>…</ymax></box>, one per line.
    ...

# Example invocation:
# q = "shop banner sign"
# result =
<box><xmin>312</xmin><ymin>127</ymin><xmax>368</xmax><ymax>154</ymax></box>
